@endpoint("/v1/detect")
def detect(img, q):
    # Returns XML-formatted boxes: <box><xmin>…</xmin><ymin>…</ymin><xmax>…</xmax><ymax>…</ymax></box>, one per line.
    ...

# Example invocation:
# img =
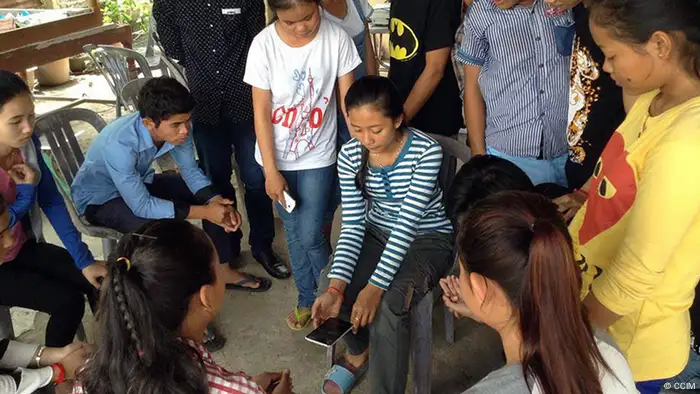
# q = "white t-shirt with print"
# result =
<box><xmin>244</xmin><ymin>17</ymin><xmax>361</xmax><ymax>171</ymax></box>
<box><xmin>322</xmin><ymin>0</ymin><xmax>373</xmax><ymax>38</ymax></box>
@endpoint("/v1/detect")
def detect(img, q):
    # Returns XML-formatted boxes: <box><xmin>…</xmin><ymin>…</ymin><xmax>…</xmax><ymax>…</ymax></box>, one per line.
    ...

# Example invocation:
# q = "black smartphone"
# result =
<box><xmin>304</xmin><ymin>317</ymin><xmax>353</xmax><ymax>347</ymax></box>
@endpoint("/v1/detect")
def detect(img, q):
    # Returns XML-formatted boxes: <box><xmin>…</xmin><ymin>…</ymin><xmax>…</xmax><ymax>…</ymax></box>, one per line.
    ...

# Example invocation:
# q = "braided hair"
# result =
<box><xmin>78</xmin><ymin>219</ymin><xmax>216</xmax><ymax>394</ymax></box>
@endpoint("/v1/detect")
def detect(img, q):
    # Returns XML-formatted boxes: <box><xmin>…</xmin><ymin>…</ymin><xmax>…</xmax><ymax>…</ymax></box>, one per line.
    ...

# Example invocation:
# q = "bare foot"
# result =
<box><xmin>221</xmin><ymin>264</ymin><xmax>260</xmax><ymax>289</ymax></box>
<box><xmin>322</xmin><ymin>349</ymin><xmax>369</xmax><ymax>393</ymax></box>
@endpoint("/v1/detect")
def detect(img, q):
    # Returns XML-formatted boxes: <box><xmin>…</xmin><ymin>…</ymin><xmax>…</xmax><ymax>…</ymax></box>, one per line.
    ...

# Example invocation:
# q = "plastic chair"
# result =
<box><xmin>33</xmin><ymin>108</ymin><xmax>123</xmax><ymax>260</ymax></box>
<box><xmin>83</xmin><ymin>44</ymin><xmax>154</xmax><ymax>118</ymax></box>
<box><xmin>410</xmin><ymin>134</ymin><xmax>470</xmax><ymax>394</ymax></box>
<box><xmin>120</xmin><ymin>77</ymin><xmax>154</xmax><ymax>113</ymax></box>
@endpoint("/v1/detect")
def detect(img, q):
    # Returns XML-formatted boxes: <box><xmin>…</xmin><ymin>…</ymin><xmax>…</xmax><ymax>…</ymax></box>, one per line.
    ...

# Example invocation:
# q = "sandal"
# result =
<box><xmin>321</xmin><ymin>361</ymin><xmax>368</xmax><ymax>394</ymax></box>
<box><xmin>225</xmin><ymin>274</ymin><xmax>271</xmax><ymax>292</ymax></box>
<box><xmin>286</xmin><ymin>306</ymin><xmax>312</xmax><ymax>331</ymax></box>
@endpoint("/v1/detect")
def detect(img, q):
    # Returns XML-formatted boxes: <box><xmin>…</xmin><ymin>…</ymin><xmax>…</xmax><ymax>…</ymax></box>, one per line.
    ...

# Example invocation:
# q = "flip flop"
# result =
<box><xmin>287</xmin><ymin>306</ymin><xmax>312</xmax><ymax>331</ymax></box>
<box><xmin>225</xmin><ymin>274</ymin><xmax>271</xmax><ymax>292</ymax></box>
<box><xmin>321</xmin><ymin>361</ymin><xmax>369</xmax><ymax>394</ymax></box>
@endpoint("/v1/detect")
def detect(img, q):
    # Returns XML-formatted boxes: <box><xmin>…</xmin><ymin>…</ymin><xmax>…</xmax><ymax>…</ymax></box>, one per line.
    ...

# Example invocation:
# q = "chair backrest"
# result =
<box><xmin>83</xmin><ymin>44</ymin><xmax>154</xmax><ymax>102</ymax></box>
<box><xmin>121</xmin><ymin>77</ymin><xmax>154</xmax><ymax>113</ymax></box>
<box><xmin>34</xmin><ymin>108</ymin><xmax>107</xmax><ymax>187</ymax></box>
<box><xmin>429</xmin><ymin>134</ymin><xmax>471</xmax><ymax>194</ymax></box>
<box><xmin>159</xmin><ymin>55</ymin><xmax>188</xmax><ymax>88</ymax></box>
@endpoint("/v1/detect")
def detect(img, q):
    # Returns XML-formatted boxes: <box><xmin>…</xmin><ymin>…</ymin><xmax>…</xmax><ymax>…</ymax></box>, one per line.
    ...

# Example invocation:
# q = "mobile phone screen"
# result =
<box><xmin>305</xmin><ymin>318</ymin><xmax>353</xmax><ymax>347</ymax></box>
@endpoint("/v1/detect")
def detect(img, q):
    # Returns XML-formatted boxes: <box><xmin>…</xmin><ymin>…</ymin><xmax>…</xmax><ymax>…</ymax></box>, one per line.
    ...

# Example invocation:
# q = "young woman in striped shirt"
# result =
<box><xmin>312</xmin><ymin>76</ymin><xmax>454</xmax><ymax>394</ymax></box>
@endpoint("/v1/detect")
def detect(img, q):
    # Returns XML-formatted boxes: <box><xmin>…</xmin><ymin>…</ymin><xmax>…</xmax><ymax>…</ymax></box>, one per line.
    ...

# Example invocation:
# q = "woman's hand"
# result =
<box><xmin>59</xmin><ymin>343</ymin><xmax>91</xmax><ymax>379</ymax></box>
<box><xmin>40</xmin><ymin>342</ymin><xmax>88</xmax><ymax>366</ymax></box>
<box><xmin>311</xmin><ymin>290</ymin><xmax>343</xmax><ymax>328</ymax></box>
<box><xmin>8</xmin><ymin>164</ymin><xmax>37</xmax><ymax>185</ymax></box>
<box><xmin>440</xmin><ymin>276</ymin><xmax>477</xmax><ymax>320</ymax></box>
<box><xmin>264</xmin><ymin>169</ymin><xmax>288</xmax><ymax>207</ymax></box>
<box><xmin>553</xmin><ymin>191</ymin><xmax>587</xmax><ymax>221</ymax></box>
<box><xmin>350</xmin><ymin>284</ymin><xmax>384</xmax><ymax>333</ymax></box>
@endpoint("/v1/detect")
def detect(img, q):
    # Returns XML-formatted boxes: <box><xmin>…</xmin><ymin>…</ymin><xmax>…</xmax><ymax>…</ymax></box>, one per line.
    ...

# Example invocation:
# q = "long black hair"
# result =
<box><xmin>0</xmin><ymin>70</ymin><xmax>31</xmax><ymax>111</ymax></box>
<box><xmin>77</xmin><ymin>219</ymin><xmax>216</xmax><ymax>394</ymax></box>
<box><xmin>445</xmin><ymin>155</ymin><xmax>533</xmax><ymax>225</ymax></box>
<box><xmin>457</xmin><ymin>191</ymin><xmax>614</xmax><ymax>394</ymax></box>
<box><xmin>588</xmin><ymin>0</ymin><xmax>700</xmax><ymax>78</ymax></box>
<box><xmin>344</xmin><ymin>75</ymin><xmax>405</xmax><ymax>199</ymax></box>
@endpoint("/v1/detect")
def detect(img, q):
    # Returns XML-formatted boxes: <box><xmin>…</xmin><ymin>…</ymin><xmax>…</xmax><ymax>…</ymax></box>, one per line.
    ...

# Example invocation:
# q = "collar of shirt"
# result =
<box><xmin>135</xmin><ymin>116</ymin><xmax>176</xmax><ymax>158</ymax></box>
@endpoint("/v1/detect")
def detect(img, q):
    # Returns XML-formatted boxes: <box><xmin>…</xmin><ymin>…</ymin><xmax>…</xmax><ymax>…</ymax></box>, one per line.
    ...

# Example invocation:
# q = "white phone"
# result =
<box><xmin>280</xmin><ymin>190</ymin><xmax>296</xmax><ymax>213</ymax></box>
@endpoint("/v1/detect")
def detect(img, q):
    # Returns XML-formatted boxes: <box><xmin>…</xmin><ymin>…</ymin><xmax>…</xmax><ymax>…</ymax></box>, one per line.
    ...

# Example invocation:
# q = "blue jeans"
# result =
<box><xmin>636</xmin><ymin>379</ymin><xmax>668</xmax><ymax>394</ymax></box>
<box><xmin>487</xmin><ymin>147</ymin><xmax>568</xmax><ymax>187</ymax></box>
<box><xmin>277</xmin><ymin>165</ymin><xmax>335</xmax><ymax>308</ymax></box>
<box><xmin>665</xmin><ymin>350</ymin><xmax>700</xmax><ymax>392</ymax></box>
<box><xmin>193</xmin><ymin>118</ymin><xmax>275</xmax><ymax>257</ymax></box>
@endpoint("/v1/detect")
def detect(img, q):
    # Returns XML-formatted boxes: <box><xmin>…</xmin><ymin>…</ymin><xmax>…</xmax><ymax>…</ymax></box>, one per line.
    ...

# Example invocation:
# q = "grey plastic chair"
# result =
<box><xmin>33</xmin><ymin>107</ymin><xmax>123</xmax><ymax>259</ymax></box>
<box><xmin>83</xmin><ymin>44</ymin><xmax>155</xmax><ymax>118</ymax></box>
<box><xmin>120</xmin><ymin>77</ymin><xmax>154</xmax><ymax>113</ymax></box>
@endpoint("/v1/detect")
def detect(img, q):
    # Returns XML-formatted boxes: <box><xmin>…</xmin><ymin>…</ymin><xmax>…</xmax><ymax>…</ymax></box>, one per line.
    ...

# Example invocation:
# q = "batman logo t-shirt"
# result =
<box><xmin>388</xmin><ymin>0</ymin><xmax>463</xmax><ymax>137</ymax></box>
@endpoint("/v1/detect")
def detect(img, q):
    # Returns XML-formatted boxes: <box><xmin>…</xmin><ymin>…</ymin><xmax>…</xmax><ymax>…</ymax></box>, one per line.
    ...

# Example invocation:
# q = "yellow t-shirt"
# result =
<box><xmin>570</xmin><ymin>90</ymin><xmax>700</xmax><ymax>382</ymax></box>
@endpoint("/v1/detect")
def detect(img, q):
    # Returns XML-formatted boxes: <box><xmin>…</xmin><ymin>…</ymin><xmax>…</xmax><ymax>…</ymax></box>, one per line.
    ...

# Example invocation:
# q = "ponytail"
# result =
<box><xmin>456</xmin><ymin>191</ymin><xmax>615</xmax><ymax>394</ymax></box>
<box><xmin>78</xmin><ymin>220</ymin><xmax>215</xmax><ymax>394</ymax></box>
<box><xmin>519</xmin><ymin>219</ymin><xmax>608</xmax><ymax>394</ymax></box>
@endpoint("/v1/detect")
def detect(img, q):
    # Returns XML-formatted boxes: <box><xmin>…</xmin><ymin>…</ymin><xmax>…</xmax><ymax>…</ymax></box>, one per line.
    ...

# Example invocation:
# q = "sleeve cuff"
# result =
<box><xmin>173</xmin><ymin>202</ymin><xmax>191</xmax><ymax>220</ymax></box>
<box><xmin>590</xmin><ymin>273</ymin><xmax>642</xmax><ymax>317</ymax></box>
<box><xmin>327</xmin><ymin>272</ymin><xmax>352</xmax><ymax>285</ymax></box>
<box><xmin>455</xmin><ymin>49</ymin><xmax>485</xmax><ymax>67</ymax></box>
<box><xmin>369</xmin><ymin>276</ymin><xmax>390</xmax><ymax>291</ymax></box>
<box><xmin>194</xmin><ymin>185</ymin><xmax>219</xmax><ymax>205</ymax></box>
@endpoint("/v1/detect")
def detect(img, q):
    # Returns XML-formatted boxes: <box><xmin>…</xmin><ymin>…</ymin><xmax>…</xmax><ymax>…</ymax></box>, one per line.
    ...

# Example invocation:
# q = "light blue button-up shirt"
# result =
<box><xmin>71</xmin><ymin>112</ymin><xmax>212</xmax><ymax>218</ymax></box>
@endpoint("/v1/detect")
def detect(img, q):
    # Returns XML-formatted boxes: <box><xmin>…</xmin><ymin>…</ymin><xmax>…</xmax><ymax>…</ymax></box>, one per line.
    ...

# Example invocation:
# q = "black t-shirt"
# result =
<box><xmin>388</xmin><ymin>0</ymin><xmax>463</xmax><ymax>136</ymax></box>
<box><xmin>565</xmin><ymin>4</ymin><xmax>626</xmax><ymax>189</ymax></box>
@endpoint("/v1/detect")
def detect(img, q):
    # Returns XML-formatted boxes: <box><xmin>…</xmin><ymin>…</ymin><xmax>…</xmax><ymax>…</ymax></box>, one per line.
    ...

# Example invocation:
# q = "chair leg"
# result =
<box><xmin>0</xmin><ymin>305</ymin><xmax>14</xmax><ymax>340</ymax></box>
<box><xmin>411</xmin><ymin>291</ymin><xmax>433</xmax><ymax>394</ymax></box>
<box><xmin>102</xmin><ymin>238</ymin><xmax>117</xmax><ymax>260</ymax></box>
<box><xmin>444</xmin><ymin>304</ymin><xmax>455</xmax><ymax>344</ymax></box>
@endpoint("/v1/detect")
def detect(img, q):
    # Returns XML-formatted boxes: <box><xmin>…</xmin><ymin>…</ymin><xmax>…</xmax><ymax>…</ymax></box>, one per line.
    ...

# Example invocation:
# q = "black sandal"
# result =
<box><xmin>225</xmin><ymin>273</ymin><xmax>272</xmax><ymax>292</ymax></box>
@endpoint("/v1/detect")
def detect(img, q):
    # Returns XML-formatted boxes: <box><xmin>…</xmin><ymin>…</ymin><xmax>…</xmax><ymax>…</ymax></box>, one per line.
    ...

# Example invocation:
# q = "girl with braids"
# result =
<box><xmin>74</xmin><ymin>219</ymin><xmax>293</xmax><ymax>394</ymax></box>
<box><xmin>311</xmin><ymin>76</ymin><xmax>453</xmax><ymax>394</ymax></box>
<box><xmin>447</xmin><ymin>191</ymin><xmax>636</xmax><ymax>394</ymax></box>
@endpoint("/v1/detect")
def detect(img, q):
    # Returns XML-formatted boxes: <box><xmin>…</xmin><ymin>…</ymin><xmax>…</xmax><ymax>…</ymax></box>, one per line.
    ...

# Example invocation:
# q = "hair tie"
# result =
<box><xmin>116</xmin><ymin>257</ymin><xmax>132</xmax><ymax>271</ymax></box>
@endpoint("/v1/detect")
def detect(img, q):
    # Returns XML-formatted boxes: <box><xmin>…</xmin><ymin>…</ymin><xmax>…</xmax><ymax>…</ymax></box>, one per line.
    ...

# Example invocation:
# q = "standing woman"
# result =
<box><xmin>244</xmin><ymin>0</ymin><xmax>360</xmax><ymax>330</ymax></box>
<box><xmin>570</xmin><ymin>0</ymin><xmax>700</xmax><ymax>392</ymax></box>
<box><xmin>312</xmin><ymin>76</ymin><xmax>454</xmax><ymax>394</ymax></box>
<box><xmin>0</xmin><ymin>70</ymin><xmax>105</xmax><ymax>347</ymax></box>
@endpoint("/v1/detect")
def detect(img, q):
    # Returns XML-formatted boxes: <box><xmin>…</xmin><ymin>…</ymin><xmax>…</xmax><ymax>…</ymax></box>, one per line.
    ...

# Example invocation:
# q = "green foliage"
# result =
<box><xmin>101</xmin><ymin>0</ymin><xmax>151</xmax><ymax>34</ymax></box>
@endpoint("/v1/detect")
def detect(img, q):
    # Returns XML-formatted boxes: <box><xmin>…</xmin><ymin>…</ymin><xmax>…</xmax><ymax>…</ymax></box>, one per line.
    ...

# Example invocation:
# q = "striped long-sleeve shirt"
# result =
<box><xmin>455</xmin><ymin>0</ymin><xmax>571</xmax><ymax>159</ymax></box>
<box><xmin>328</xmin><ymin>129</ymin><xmax>454</xmax><ymax>290</ymax></box>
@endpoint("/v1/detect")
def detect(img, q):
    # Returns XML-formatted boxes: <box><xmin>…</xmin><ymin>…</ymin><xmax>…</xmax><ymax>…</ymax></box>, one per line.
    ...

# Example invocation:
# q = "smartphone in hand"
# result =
<box><xmin>305</xmin><ymin>318</ymin><xmax>353</xmax><ymax>347</ymax></box>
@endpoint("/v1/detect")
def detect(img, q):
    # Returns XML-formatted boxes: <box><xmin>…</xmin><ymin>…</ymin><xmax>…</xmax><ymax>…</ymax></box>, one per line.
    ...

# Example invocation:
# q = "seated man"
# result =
<box><xmin>71</xmin><ymin>77</ymin><xmax>271</xmax><ymax>297</ymax></box>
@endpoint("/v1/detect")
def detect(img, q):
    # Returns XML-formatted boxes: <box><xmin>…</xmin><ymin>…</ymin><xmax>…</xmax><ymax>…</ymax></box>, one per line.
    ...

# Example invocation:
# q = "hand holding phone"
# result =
<box><xmin>280</xmin><ymin>190</ymin><xmax>296</xmax><ymax>213</ymax></box>
<box><xmin>305</xmin><ymin>318</ymin><xmax>353</xmax><ymax>347</ymax></box>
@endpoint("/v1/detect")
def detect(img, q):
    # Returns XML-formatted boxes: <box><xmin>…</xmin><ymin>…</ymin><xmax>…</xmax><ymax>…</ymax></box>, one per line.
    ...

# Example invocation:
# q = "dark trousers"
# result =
<box><xmin>192</xmin><ymin>118</ymin><xmax>275</xmax><ymax>255</ymax></box>
<box><xmin>320</xmin><ymin>224</ymin><xmax>454</xmax><ymax>394</ymax></box>
<box><xmin>85</xmin><ymin>173</ymin><xmax>238</xmax><ymax>263</ymax></box>
<box><xmin>0</xmin><ymin>241</ymin><xmax>96</xmax><ymax>347</ymax></box>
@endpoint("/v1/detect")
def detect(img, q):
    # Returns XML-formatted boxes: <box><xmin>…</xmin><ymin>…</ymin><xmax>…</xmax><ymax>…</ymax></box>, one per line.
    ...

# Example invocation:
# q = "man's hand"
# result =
<box><xmin>82</xmin><ymin>261</ymin><xmax>107</xmax><ymax>288</ymax></box>
<box><xmin>271</xmin><ymin>370</ymin><xmax>293</xmax><ymax>394</ymax></box>
<box><xmin>204</xmin><ymin>198</ymin><xmax>236</xmax><ymax>231</ymax></box>
<box><xmin>544</xmin><ymin>0</ymin><xmax>582</xmax><ymax>10</ymax></box>
<box><xmin>222</xmin><ymin>208</ymin><xmax>242</xmax><ymax>233</ymax></box>
<box><xmin>311</xmin><ymin>290</ymin><xmax>343</xmax><ymax>328</ymax></box>
<box><xmin>350</xmin><ymin>284</ymin><xmax>384</xmax><ymax>333</ymax></box>
<box><xmin>8</xmin><ymin>164</ymin><xmax>38</xmax><ymax>185</ymax></box>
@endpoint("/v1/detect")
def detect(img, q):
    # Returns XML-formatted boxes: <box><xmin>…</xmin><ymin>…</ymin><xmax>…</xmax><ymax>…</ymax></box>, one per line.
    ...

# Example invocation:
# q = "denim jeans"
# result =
<box><xmin>192</xmin><ymin>118</ymin><xmax>275</xmax><ymax>256</ymax></box>
<box><xmin>318</xmin><ymin>224</ymin><xmax>454</xmax><ymax>394</ymax></box>
<box><xmin>487</xmin><ymin>147</ymin><xmax>568</xmax><ymax>187</ymax></box>
<box><xmin>277</xmin><ymin>165</ymin><xmax>335</xmax><ymax>308</ymax></box>
<box><xmin>85</xmin><ymin>173</ymin><xmax>236</xmax><ymax>263</ymax></box>
<box><xmin>665</xmin><ymin>350</ymin><xmax>700</xmax><ymax>393</ymax></box>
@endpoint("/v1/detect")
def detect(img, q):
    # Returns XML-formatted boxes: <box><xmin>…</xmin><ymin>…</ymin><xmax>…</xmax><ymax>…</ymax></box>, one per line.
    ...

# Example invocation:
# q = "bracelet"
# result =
<box><xmin>326</xmin><ymin>286</ymin><xmax>344</xmax><ymax>301</ymax></box>
<box><xmin>34</xmin><ymin>345</ymin><xmax>46</xmax><ymax>368</ymax></box>
<box><xmin>51</xmin><ymin>363</ymin><xmax>65</xmax><ymax>385</ymax></box>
